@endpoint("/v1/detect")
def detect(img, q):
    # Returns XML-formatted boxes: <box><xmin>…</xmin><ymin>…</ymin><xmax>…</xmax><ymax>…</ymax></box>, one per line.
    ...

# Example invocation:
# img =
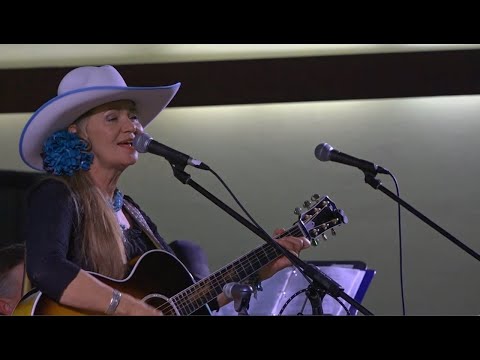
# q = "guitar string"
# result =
<box><xmin>154</xmin><ymin>204</ymin><xmax>340</xmax><ymax>315</ymax></box>
<box><xmin>173</xmin><ymin>244</ymin><xmax>281</xmax><ymax>314</ymax></box>
<box><xmin>155</xmin><ymin>244</ymin><xmax>280</xmax><ymax>315</ymax></box>
<box><xmin>155</xmin><ymin>214</ymin><xmax>341</xmax><ymax>314</ymax></box>
<box><xmin>155</xmin><ymin>226</ymin><xmax>306</xmax><ymax>315</ymax></box>
<box><xmin>170</xmin><ymin>216</ymin><xmax>341</xmax><ymax>314</ymax></box>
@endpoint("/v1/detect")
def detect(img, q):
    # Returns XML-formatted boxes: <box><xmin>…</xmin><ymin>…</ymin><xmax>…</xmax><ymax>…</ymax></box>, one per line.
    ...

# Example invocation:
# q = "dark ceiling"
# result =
<box><xmin>1</xmin><ymin>49</ymin><xmax>480</xmax><ymax>114</ymax></box>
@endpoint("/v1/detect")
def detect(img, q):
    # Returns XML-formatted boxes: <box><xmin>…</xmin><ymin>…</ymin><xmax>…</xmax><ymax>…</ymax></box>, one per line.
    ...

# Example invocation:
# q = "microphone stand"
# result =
<box><xmin>306</xmin><ymin>284</ymin><xmax>325</xmax><ymax>315</ymax></box>
<box><xmin>363</xmin><ymin>171</ymin><xmax>480</xmax><ymax>262</ymax></box>
<box><xmin>168</xmin><ymin>161</ymin><xmax>374</xmax><ymax>316</ymax></box>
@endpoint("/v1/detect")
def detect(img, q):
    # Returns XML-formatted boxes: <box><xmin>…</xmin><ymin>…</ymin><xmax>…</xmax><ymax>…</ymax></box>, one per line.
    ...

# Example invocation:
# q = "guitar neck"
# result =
<box><xmin>170</xmin><ymin>225</ymin><xmax>301</xmax><ymax>315</ymax></box>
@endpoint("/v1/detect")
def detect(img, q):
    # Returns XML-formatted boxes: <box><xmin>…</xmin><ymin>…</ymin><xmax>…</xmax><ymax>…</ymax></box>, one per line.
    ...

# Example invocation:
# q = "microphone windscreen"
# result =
<box><xmin>314</xmin><ymin>143</ymin><xmax>333</xmax><ymax>162</ymax></box>
<box><xmin>133</xmin><ymin>132</ymin><xmax>152</xmax><ymax>153</ymax></box>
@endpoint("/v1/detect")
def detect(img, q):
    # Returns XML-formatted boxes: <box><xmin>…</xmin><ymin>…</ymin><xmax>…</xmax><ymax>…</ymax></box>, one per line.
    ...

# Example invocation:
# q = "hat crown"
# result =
<box><xmin>57</xmin><ymin>65</ymin><xmax>127</xmax><ymax>96</ymax></box>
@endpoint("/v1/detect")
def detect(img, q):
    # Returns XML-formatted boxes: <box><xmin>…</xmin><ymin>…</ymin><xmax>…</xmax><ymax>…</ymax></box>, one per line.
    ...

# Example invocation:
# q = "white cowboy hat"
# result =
<box><xmin>19</xmin><ymin>65</ymin><xmax>181</xmax><ymax>171</ymax></box>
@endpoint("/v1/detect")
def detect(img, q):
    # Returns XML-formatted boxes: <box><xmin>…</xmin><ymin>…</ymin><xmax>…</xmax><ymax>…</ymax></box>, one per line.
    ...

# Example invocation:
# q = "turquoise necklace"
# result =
<box><xmin>111</xmin><ymin>189</ymin><xmax>124</xmax><ymax>212</ymax></box>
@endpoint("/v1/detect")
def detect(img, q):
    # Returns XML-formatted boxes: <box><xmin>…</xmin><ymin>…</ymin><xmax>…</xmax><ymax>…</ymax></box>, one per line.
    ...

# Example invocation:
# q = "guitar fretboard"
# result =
<box><xmin>171</xmin><ymin>225</ymin><xmax>301</xmax><ymax>315</ymax></box>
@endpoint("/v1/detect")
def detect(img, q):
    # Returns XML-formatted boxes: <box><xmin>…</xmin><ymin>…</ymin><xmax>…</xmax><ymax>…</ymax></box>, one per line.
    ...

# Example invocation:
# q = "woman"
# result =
<box><xmin>18</xmin><ymin>65</ymin><xmax>310</xmax><ymax>316</ymax></box>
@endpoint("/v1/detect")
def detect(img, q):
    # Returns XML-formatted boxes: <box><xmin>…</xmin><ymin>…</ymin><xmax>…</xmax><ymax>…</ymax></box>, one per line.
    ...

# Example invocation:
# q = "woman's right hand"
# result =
<box><xmin>115</xmin><ymin>293</ymin><xmax>163</xmax><ymax>316</ymax></box>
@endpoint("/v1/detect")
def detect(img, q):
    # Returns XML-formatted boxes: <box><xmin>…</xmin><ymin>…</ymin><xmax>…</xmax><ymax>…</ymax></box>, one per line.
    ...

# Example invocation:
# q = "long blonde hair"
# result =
<box><xmin>59</xmin><ymin>173</ymin><xmax>127</xmax><ymax>279</ymax></box>
<box><xmin>54</xmin><ymin>114</ymin><xmax>128</xmax><ymax>279</ymax></box>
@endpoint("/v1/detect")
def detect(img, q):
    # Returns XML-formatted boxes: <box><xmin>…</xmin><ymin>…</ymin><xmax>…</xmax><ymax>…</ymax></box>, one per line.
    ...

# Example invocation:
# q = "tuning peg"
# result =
<box><xmin>311</xmin><ymin>194</ymin><xmax>320</xmax><ymax>201</ymax></box>
<box><xmin>311</xmin><ymin>238</ymin><xmax>319</xmax><ymax>246</ymax></box>
<box><xmin>322</xmin><ymin>233</ymin><xmax>328</xmax><ymax>241</ymax></box>
<box><xmin>294</xmin><ymin>207</ymin><xmax>303</xmax><ymax>215</ymax></box>
<box><xmin>303</xmin><ymin>200</ymin><xmax>311</xmax><ymax>208</ymax></box>
<box><xmin>331</xmin><ymin>228</ymin><xmax>336</xmax><ymax>236</ymax></box>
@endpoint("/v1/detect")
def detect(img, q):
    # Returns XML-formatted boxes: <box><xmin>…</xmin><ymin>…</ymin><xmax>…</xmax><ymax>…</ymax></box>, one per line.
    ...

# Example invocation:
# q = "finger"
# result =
<box><xmin>273</xmin><ymin>228</ymin><xmax>286</xmax><ymax>236</ymax></box>
<box><xmin>287</xmin><ymin>236</ymin><xmax>310</xmax><ymax>250</ymax></box>
<box><xmin>301</xmin><ymin>237</ymin><xmax>311</xmax><ymax>249</ymax></box>
<box><xmin>290</xmin><ymin>237</ymin><xmax>310</xmax><ymax>253</ymax></box>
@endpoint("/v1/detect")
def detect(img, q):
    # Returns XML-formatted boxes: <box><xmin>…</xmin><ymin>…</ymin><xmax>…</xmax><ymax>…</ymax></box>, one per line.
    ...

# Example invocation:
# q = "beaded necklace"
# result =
<box><xmin>111</xmin><ymin>189</ymin><xmax>124</xmax><ymax>212</ymax></box>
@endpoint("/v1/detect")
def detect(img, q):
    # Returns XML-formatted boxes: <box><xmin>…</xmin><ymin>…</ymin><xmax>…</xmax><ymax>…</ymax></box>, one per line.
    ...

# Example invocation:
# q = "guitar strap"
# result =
<box><xmin>122</xmin><ymin>199</ymin><xmax>170</xmax><ymax>252</ymax></box>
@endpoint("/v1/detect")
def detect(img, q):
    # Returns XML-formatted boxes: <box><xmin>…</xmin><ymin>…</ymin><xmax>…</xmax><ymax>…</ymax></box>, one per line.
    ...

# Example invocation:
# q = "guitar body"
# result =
<box><xmin>13</xmin><ymin>250</ymin><xmax>212</xmax><ymax>316</ymax></box>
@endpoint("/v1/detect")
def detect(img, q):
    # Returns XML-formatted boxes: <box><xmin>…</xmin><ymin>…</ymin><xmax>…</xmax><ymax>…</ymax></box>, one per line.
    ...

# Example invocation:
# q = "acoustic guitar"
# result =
<box><xmin>13</xmin><ymin>194</ymin><xmax>347</xmax><ymax>316</ymax></box>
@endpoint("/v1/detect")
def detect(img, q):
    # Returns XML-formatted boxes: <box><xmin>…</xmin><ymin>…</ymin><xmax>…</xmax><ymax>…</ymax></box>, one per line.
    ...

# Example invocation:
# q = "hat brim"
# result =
<box><xmin>19</xmin><ymin>83</ymin><xmax>181</xmax><ymax>171</ymax></box>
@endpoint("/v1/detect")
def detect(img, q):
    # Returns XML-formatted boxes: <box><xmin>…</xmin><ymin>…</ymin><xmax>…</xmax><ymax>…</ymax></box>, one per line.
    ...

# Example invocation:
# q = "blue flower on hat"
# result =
<box><xmin>41</xmin><ymin>130</ymin><xmax>94</xmax><ymax>176</ymax></box>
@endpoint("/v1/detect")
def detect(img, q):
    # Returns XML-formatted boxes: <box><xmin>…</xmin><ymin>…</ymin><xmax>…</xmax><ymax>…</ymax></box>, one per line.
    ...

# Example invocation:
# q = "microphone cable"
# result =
<box><xmin>383</xmin><ymin>169</ymin><xmax>406</xmax><ymax>316</ymax></box>
<box><xmin>316</xmin><ymin>142</ymin><xmax>406</xmax><ymax>315</ymax></box>
<box><xmin>207</xmin><ymin>167</ymin><xmax>314</xmax><ymax>286</ymax></box>
<box><xmin>277</xmin><ymin>287</ymin><xmax>351</xmax><ymax>316</ymax></box>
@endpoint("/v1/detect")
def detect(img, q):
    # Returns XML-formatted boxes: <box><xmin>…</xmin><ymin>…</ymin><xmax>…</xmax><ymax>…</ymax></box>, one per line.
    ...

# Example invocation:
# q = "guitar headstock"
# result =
<box><xmin>294</xmin><ymin>194</ymin><xmax>348</xmax><ymax>246</ymax></box>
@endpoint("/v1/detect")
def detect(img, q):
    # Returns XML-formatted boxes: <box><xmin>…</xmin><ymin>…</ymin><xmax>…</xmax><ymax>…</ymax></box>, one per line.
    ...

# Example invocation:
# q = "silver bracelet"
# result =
<box><xmin>105</xmin><ymin>289</ymin><xmax>122</xmax><ymax>315</ymax></box>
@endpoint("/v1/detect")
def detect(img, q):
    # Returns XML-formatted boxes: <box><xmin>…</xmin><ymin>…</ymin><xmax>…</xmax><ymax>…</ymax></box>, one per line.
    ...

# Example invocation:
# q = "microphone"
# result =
<box><xmin>314</xmin><ymin>143</ymin><xmax>389</xmax><ymax>175</ymax></box>
<box><xmin>222</xmin><ymin>282</ymin><xmax>254</xmax><ymax>300</ymax></box>
<box><xmin>223</xmin><ymin>282</ymin><xmax>254</xmax><ymax>314</ymax></box>
<box><xmin>133</xmin><ymin>132</ymin><xmax>210</xmax><ymax>170</ymax></box>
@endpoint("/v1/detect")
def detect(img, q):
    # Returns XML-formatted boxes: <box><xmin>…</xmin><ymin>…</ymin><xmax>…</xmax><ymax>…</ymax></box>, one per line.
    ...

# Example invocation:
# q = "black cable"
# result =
<box><xmin>208</xmin><ymin>168</ymin><xmax>313</xmax><ymax>285</ymax></box>
<box><xmin>385</xmin><ymin>170</ymin><xmax>406</xmax><ymax>316</ymax></box>
<box><xmin>277</xmin><ymin>288</ymin><xmax>308</xmax><ymax>316</ymax></box>
<box><xmin>333</xmin><ymin>296</ymin><xmax>351</xmax><ymax>315</ymax></box>
<box><xmin>277</xmin><ymin>287</ymin><xmax>352</xmax><ymax>316</ymax></box>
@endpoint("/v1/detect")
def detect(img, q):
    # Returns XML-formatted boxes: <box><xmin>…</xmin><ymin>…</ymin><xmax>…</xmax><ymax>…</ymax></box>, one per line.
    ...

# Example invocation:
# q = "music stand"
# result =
<box><xmin>215</xmin><ymin>260</ymin><xmax>375</xmax><ymax>316</ymax></box>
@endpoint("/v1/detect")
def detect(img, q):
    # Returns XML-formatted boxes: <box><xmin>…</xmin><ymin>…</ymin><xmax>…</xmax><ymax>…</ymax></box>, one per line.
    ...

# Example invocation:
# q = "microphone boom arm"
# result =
<box><xmin>364</xmin><ymin>172</ymin><xmax>480</xmax><ymax>262</ymax></box>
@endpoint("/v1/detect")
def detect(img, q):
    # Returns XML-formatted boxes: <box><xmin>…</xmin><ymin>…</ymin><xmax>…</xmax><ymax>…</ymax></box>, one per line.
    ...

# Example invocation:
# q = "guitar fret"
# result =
<box><xmin>192</xmin><ymin>297</ymin><xmax>202</xmax><ymax>312</ymax></box>
<box><xmin>183</xmin><ymin>302</ymin><xmax>194</xmax><ymax>315</ymax></box>
<box><xmin>172</xmin><ymin>241</ymin><xmax>286</xmax><ymax>315</ymax></box>
<box><xmin>235</xmin><ymin>259</ymin><xmax>249</xmax><ymax>280</ymax></box>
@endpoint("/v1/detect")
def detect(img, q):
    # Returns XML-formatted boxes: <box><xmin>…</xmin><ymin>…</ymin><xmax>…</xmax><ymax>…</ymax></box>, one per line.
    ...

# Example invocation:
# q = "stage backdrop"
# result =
<box><xmin>0</xmin><ymin>170</ymin><xmax>43</xmax><ymax>248</ymax></box>
<box><xmin>2</xmin><ymin>94</ymin><xmax>479</xmax><ymax>315</ymax></box>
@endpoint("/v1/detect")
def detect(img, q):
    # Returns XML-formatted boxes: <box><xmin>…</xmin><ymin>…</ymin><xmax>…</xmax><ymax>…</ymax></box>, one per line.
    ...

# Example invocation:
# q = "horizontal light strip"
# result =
<box><xmin>1</xmin><ymin>44</ymin><xmax>480</xmax><ymax>69</ymax></box>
